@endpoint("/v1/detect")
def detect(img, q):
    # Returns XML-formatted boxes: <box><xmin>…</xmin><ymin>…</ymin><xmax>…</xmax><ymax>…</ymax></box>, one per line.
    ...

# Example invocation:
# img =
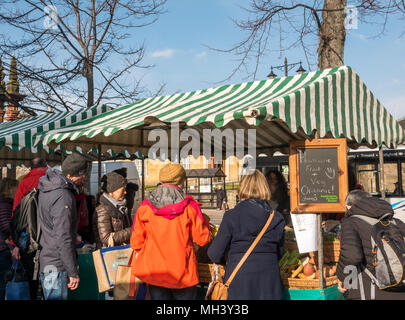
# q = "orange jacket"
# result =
<box><xmin>130</xmin><ymin>195</ymin><xmax>211</xmax><ymax>289</ymax></box>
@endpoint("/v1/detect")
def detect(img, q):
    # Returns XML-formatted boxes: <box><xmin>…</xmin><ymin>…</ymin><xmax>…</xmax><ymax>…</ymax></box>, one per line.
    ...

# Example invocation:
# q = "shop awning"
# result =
<box><xmin>186</xmin><ymin>168</ymin><xmax>226</xmax><ymax>178</ymax></box>
<box><xmin>0</xmin><ymin>104</ymin><xmax>109</xmax><ymax>166</ymax></box>
<box><xmin>32</xmin><ymin>66</ymin><xmax>405</xmax><ymax>157</ymax></box>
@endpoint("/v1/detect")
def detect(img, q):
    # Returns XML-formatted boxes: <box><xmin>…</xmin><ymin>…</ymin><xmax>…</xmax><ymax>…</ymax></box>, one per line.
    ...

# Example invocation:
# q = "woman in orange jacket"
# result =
<box><xmin>130</xmin><ymin>163</ymin><xmax>211</xmax><ymax>300</ymax></box>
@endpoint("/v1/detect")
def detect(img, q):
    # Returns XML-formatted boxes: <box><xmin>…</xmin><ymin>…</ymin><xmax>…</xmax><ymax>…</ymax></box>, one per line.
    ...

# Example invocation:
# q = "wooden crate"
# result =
<box><xmin>323</xmin><ymin>241</ymin><xmax>340</xmax><ymax>262</ymax></box>
<box><xmin>284</xmin><ymin>240</ymin><xmax>340</xmax><ymax>262</ymax></box>
<box><xmin>286</xmin><ymin>275</ymin><xmax>338</xmax><ymax>290</ymax></box>
<box><xmin>198</xmin><ymin>263</ymin><xmax>225</xmax><ymax>284</ymax></box>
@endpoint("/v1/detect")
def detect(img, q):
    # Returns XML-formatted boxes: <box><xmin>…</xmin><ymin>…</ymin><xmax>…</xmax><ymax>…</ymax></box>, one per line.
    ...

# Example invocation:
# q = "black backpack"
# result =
<box><xmin>10</xmin><ymin>188</ymin><xmax>41</xmax><ymax>280</ymax></box>
<box><xmin>355</xmin><ymin>213</ymin><xmax>405</xmax><ymax>295</ymax></box>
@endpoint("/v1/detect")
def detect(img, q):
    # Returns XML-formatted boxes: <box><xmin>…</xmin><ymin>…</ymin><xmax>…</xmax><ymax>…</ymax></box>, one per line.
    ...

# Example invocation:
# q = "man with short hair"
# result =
<box><xmin>11</xmin><ymin>157</ymin><xmax>48</xmax><ymax>299</ymax></box>
<box><xmin>38</xmin><ymin>153</ymin><xmax>87</xmax><ymax>300</ymax></box>
<box><xmin>337</xmin><ymin>190</ymin><xmax>405</xmax><ymax>300</ymax></box>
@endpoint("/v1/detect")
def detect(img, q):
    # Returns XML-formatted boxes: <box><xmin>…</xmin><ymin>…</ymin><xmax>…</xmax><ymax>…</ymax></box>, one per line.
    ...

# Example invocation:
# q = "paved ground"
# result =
<box><xmin>201</xmin><ymin>208</ymin><xmax>225</xmax><ymax>226</ymax></box>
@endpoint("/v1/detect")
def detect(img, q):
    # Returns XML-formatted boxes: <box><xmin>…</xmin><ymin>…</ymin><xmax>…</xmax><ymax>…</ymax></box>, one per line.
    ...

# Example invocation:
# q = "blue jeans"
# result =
<box><xmin>0</xmin><ymin>249</ymin><xmax>12</xmax><ymax>300</ymax></box>
<box><xmin>149</xmin><ymin>284</ymin><xmax>197</xmax><ymax>300</ymax></box>
<box><xmin>39</xmin><ymin>270</ymin><xmax>68</xmax><ymax>300</ymax></box>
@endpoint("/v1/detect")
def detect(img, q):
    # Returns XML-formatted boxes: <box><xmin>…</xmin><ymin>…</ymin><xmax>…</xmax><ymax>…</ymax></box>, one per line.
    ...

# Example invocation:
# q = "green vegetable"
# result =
<box><xmin>286</xmin><ymin>250</ymin><xmax>300</xmax><ymax>266</ymax></box>
<box><xmin>279</xmin><ymin>251</ymin><xmax>290</xmax><ymax>268</ymax></box>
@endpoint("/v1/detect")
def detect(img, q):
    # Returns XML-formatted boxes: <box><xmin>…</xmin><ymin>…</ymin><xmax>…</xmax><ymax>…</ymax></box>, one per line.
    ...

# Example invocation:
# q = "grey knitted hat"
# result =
<box><xmin>61</xmin><ymin>153</ymin><xmax>88</xmax><ymax>177</ymax></box>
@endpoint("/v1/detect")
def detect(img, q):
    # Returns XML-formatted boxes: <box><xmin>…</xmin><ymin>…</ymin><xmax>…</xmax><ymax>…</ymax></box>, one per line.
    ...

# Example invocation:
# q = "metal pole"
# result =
<box><xmin>97</xmin><ymin>144</ymin><xmax>102</xmax><ymax>195</ymax></box>
<box><xmin>317</xmin><ymin>213</ymin><xmax>325</xmax><ymax>289</ymax></box>
<box><xmin>313</xmin><ymin>130</ymin><xmax>324</xmax><ymax>289</ymax></box>
<box><xmin>141</xmin><ymin>157</ymin><xmax>145</xmax><ymax>200</ymax></box>
<box><xmin>379</xmin><ymin>147</ymin><xmax>386</xmax><ymax>199</ymax></box>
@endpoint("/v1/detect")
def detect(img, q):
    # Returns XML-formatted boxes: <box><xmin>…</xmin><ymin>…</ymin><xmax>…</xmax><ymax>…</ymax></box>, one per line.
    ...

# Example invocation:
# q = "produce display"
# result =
<box><xmin>279</xmin><ymin>249</ymin><xmax>337</xmax><ymax>287</ymax></box>
<box><xmin>281</xmin><ymin>223</ymin><xmax>340</xmax><ymax>289</ymax></box>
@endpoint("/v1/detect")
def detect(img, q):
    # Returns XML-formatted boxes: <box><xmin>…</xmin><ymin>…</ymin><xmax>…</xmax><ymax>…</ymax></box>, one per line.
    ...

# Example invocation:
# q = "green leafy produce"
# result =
<box><xmin>279</xmin><ymin>251</ymin><xmax>290</xmax><ymax>268</ymax></box>
<box><xmin>286</xmin><ymin>250</ymin><xmax>300</xmax><ymax>266</ymax></box>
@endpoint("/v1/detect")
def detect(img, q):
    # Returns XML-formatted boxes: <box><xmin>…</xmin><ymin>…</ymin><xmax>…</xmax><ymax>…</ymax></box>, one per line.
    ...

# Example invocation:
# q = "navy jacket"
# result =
<box><xmin>38</xmin><ymin>169</ymin><xmax>79</xmax><ymax>277</ymax></box>
<box><xmin>208</xmin><ymin>199</ymin><xmax>285</xmax><ymax>300</ymax></box>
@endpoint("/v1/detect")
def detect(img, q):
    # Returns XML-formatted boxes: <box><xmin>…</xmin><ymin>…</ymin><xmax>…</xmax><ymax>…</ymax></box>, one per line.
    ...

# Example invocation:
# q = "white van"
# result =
<box><xmin>90</xmin><ymin>160</ymin><xmax>141</xmax><ymax>193</ymax></box>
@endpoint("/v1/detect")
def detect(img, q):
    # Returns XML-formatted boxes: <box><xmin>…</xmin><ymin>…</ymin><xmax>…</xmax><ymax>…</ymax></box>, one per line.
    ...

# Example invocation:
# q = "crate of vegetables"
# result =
<box><xmin>284</xmin><ymin>254</ymin><xmax>338</xmax><ymax>289</ymax></box>
<box><xmin>279</xmin><ymin>249</ymin><xmax>300</xmax><ymax>287</ymax></box>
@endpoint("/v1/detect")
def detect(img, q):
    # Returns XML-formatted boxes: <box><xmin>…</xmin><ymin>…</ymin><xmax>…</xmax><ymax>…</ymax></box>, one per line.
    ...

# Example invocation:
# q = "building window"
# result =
<box><xmin>180</xmin><ymin>156</ymin><xmax>190</xmax><ymax>169</ymax></box>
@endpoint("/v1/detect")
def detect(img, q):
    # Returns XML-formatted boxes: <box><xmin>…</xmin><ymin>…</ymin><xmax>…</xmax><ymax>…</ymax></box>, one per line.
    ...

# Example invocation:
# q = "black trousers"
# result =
<box><xmin>149</xmin><ymin>284</ymin><xmax>197</xmax><ymax>300</ymax></box>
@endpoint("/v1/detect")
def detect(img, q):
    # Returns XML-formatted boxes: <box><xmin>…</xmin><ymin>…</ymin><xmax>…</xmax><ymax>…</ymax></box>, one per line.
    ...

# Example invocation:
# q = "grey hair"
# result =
<box><xmin>345</xmin><ymin>189</ymin><xmax>372</xmax><ymax>207</ymax></box>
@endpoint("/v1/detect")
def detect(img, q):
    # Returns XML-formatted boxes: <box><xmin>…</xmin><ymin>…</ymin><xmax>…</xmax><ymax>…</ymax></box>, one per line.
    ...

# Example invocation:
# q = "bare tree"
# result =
<box><xmin>0</xmin><ymin>0</ymin><xmax>167</xmax><ymax>112</ymax></box>
<box><xmin>211</xmin><ymin>0</ymin><xmax>405</xmax><ymax>80</ymax></box>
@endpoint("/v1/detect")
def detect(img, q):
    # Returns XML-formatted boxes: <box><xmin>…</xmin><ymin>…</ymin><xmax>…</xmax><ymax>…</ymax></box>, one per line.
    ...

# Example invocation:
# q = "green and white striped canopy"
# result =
<box><xmin>33</xmin><ymin>66</ymin><xmax>405</xmax><ymax>158</ymax></box>
<box><xmin>0</xmin><ymin>104</ymin><xmax>109</xmax><ymax>166</ymax></box>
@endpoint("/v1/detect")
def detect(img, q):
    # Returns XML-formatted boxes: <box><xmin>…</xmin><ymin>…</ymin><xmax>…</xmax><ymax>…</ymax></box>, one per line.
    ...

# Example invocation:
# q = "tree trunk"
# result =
<box><xmin>87</xmin><ymin>71</ymin><xmax>94</xmax><ymax>108</ymax></box>
<box><xmin>84</xmin><ymin>61</ymin><xmax>94</xmax><ymax>107</ymax></box>
<box><xmin>317</xmin><ymin>0</ymin><xmax>347</xmax><ymax>69</ymax></box>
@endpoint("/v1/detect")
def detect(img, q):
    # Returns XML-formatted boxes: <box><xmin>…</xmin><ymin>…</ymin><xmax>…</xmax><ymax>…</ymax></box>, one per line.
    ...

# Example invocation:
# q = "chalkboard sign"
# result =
<box><xmin>289</xmin><ymin>138</ymin><xmax>348</xmax><ymax>213</ymax></box>
<box><xmin>298</xmin><ymin>148</ymin><xmax>339</xmax><ymax>204</ymax></box>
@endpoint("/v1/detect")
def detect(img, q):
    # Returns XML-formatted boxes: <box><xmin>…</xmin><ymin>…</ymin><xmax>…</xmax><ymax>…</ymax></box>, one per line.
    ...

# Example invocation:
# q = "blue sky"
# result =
<box><xmin>135</xmin><ymin>0</ymin><xmax>405</xmax><ymax>120</ymax></box>
<box><xmin>1</xmin><ymin>0</ymin><xmax>404</xmax><ymax>120</ymax></box>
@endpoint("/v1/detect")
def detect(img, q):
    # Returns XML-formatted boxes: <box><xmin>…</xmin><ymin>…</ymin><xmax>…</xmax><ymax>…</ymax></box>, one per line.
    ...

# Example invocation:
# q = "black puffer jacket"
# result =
<box><xmin>336</xmin><ymin>197</ymin><xmax>405</xmax><ymax>300</ymax></box>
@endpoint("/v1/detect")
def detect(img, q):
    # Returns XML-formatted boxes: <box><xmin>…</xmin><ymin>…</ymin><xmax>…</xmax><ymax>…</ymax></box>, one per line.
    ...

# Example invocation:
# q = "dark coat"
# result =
<box><xmin>208</xmin><ymin>199</ymin><xmax>285</xmax><ymax>300</ymax></box>
<box><xmin>93</xmin><ymin>194</ymin><xmax>132</xmax><ymax>249</ymax></box>
<box><xmin>336</xmin><ymin>197</ymin><xmax>405</xmax><ymax>300</ymax></box>
<box><xmin>38</xmin><ymin>169</ymin><xmax>79</xmax><ymax>277</ymax></box>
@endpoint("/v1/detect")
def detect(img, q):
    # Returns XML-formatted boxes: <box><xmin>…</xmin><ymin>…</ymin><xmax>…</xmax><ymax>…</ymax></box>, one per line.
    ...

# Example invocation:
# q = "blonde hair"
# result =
<box><xmin>238</xmin><ymin>170</ymin><xmax>271</xmax><ymax>201</ymax></box>
<box><xmin>0</xmin><ymin>178</ymin><xmax>19</xmax><ymax>199</ymax></box>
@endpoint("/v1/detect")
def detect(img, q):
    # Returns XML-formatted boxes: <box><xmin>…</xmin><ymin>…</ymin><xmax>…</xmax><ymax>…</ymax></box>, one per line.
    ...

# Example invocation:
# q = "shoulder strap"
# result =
<box><xmin>352</xmin><ymin>215</ymin><xmax>378</xmax><ymax>225</ymax></box>
<box><xmin>353</xmin><ymin>213</ymin><xmax>393</xmax><ymax>226</ymax></box>
<box><xmin>225</xmin><ymin>210</ymin><xmax>275</xmax><ymax>287</ymax></box>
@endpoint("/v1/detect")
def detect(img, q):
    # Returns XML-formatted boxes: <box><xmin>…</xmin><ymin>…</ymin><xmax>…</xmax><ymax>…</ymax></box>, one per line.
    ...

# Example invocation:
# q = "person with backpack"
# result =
<box><xmin>10</xmin><ymin>158</ymin><xmax>47</xmax><ymax>300</ymax></box>
<box><xmin>337</xmin><ymin>190</ymin><xmax>405</xmax><ymax>300</ymax></box>
<box><xmin>0</xmin><ymin>178</ymin><xmax>19</xmax><ymax>300</ymax></box>
<box><xmin>37</xmin><ymin>153</ymin><xmax>87</xmax><ymax>300</ymax></box>
<box><xmin>131</xmin><ymin>163</ymin><xmax>211</xmax><ymax>300</ymax></box>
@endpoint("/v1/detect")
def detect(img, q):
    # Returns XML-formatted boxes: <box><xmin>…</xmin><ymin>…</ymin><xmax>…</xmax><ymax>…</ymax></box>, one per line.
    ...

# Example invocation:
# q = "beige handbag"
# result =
<box><xmin>92</xmin><ymin>233</ymin><xmax>133</xmax><ymax>293</ymax></box>
<box><xmin>205</xmin><ymin>211</ymin><xmax>274</xmax><ymax>300</ymax></box>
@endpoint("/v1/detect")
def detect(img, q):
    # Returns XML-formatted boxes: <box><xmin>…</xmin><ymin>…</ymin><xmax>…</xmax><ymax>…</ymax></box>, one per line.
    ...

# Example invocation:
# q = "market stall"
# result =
<box><xmin>26</xmin><ymin>65</ymin><xmax>405</xmax><ymax>299</ymax></box>
<box><xmin>0</xmin><ymin>104</ymin><xmax>110</xmax><ymax>167</ymax></box>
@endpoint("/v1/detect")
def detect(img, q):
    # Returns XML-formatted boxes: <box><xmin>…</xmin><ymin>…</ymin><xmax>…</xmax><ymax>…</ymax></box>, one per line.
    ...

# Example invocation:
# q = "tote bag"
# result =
<box><xmin>92</xmin><ymin>233</ymin><xmax>133</xmax><ymax>293</ymax></box>
<box><xmin>5</xmin><ymin>260</ymin><xmax>31</xmax><ymax>300</ymax></box>
<box><xmin>114</xmin><ymin>251</ymin><xmax>149</xmax><ymax>300</ymax></box>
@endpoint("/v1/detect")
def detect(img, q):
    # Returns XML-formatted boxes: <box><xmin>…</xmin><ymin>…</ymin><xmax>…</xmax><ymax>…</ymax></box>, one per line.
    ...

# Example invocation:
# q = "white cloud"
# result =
<box><xmin>151</xmin><ymin>48</ymin><xmax>176</xmax><ymax>59</ymax></box>
<box><xmin>351</xmin><ymin>33</ymin><xmax>367</xmax><ymax>42</ymax></box>
<box><xmin>195</xmin><ymin>51</ymin><xmax>207</xmax><ymax>60</ymax></box>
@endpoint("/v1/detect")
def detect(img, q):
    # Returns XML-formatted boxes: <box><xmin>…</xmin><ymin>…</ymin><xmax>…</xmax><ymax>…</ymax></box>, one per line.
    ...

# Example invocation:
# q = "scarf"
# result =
<box><xmin>101</xmin><ymin>192</ymin><xmax>129</xmax><ymax>218</ymax></box>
